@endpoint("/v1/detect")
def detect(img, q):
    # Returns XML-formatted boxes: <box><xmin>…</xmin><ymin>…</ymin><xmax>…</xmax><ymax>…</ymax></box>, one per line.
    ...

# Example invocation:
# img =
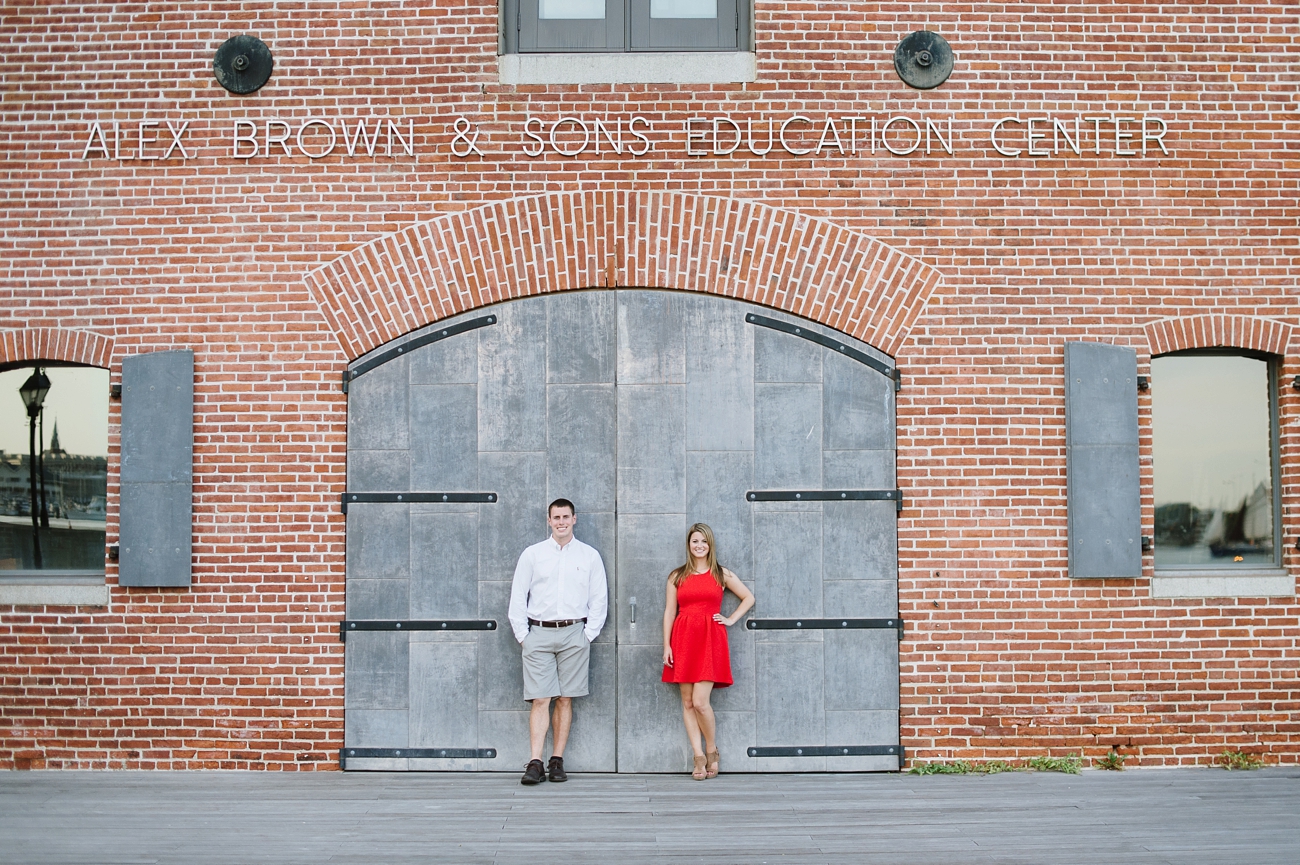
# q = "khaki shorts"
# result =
<box><xmin>521</xmin><ymin>623</ymin><xmax>591</xmax><ymax>701</ymax></box>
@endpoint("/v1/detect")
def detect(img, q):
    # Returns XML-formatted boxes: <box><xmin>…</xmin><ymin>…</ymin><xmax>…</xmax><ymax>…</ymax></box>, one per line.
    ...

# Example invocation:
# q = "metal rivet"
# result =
<box><xmin>349</xmin><ymin>750</ymin><xmax>355</xmax><ymax>756</ymax></box>
<box><xmin>842</xmin><ymin>621</ymin><xmax>848</xmax><ymax>627</ymax></box>
<box><xmin>442</xmin><ymin>495</ymin><xmax>449</xmax><ymax>502</ymax></box>
<box><xmin>795</xmin><ymin>493</ymin><xmax>801</xmax><ymax>500</ymax></box>
<box><xmin>441</xmin><ymin>622</ymin><xmax>447</xmax><ymax>629</ymax></box>
<box><xmin>351</xmin><ymin>495</ymin><xmax>358</xmax><ymax>501</ymax></box>
<box><xmin>841</xmin><ymin>493</ymin><xmax>847</xmax><ymax>498</ymax></box>
<box><xmin>349</xmin><ymin>623</ymin><xmax>356</xmax><ymax>629</ymax></box>
<box><xmin>395</xmin><ymin>623</ymin><xmax>401</xmax><ymax>629</ymax></box>
<box><xmin>395</xmin><ymin>750</ymin><xmax>401</xmax><ymax>756</ymax></box>
<box><xmin>796</xmin><ymin>749</ymin><xmax>803</xmax><ymax>755</ymax></box>
<box><xmin>794</xmin><ymin>328</ymin><xmax>801</xmax><ymax>334</ymax></box>
<box><xmin>441</xmin><ymin>330</ymin><xmax>448</xmax><ymax>336</ymax></box>
<box><xmin>396</xmin><ymin>494</ymin><xmax>402</xmax><ymax>500</ymax></box>
<box><xmin>748</xmin><ymin>493</ymin><xmax>756</xmax><ymax>501</ymax></box>
<box><xmin>843</xmin><ymin>748</ymin><xmax>849</xmax><ymax>754</ymax></box>
<box><xmin>839</xmin><ymin>346</ymin><xmax>846</xmax><ymax>352</ymax></box>
<box><xmin>796</xmin><ymin>621</ymin><xmax>802</xmax><ymax>627</ymax></box>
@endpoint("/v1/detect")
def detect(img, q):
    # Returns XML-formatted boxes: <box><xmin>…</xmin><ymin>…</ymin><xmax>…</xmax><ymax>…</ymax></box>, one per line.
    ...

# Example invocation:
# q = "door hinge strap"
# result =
<box><xmin>746</xmin><ymin>489</ymin><xmax>903</xmax><ymax>512</ymax></box>
<box><xmin>340</xmin><ymin>747</ymin><xmax>496</xmax><ymax>769</ymax></box>
<box><xmin>747</xmin><ymin>617</ymin><xmax>904</xmax><ymax>639</ymax></box>
<box><xmin>745</xmin><ymin>313</ymin><xmax>901</xmax><ymax>390</ymax></box>
<box><xmin>339</xmin><ymin>620</ymin><xmax>497</xmax><ymax>641</ymax></box>
<box><xmin>343</xmin><ymin>314</ymin><xmax>497</xmax><ymax>390</ymax></box>
<box><xmin>748</xmin><ymin>745</ymin><xmax>903</xmax><ymax>758</ymax></box>
<box><xmin>341</xmin><ymin>492</ymin><xmax>497</xmax><ymax>513</ymax></box>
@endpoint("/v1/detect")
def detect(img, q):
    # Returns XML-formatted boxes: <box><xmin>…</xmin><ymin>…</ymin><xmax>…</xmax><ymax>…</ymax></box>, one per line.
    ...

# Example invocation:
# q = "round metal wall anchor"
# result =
<box><xmin>893</xmin><ymin>31</ymin><xmax>954</xmax><ymax>90</ymax></box>
<box><xmin>213</xmin><ymin>35</ymin><xmax>273</xmax><ymax>94</ymax></box>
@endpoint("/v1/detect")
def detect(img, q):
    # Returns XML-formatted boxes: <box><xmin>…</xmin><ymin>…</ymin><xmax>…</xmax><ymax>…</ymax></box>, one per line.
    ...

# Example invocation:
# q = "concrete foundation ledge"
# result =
<box><xmin>1150</xmin><ymin>570</ymin><xmax>1294</xmax><ymax>599</ymax></box>
<box><xmin>0</xmin><ymin>571</ymin><xmax>108</xmax><ymax>606</ymax></box>
<box><xmin>499</xmin><ymin>52</ymin><xmax>757</xmax><ymax>85</ymax></box>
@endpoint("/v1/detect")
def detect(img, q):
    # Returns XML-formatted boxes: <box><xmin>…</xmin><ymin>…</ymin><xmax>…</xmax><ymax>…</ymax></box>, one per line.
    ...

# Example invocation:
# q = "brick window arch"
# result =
<box><xmin>0</xmin><ymin>328</ymin><xmax>114</xmax><ymax>371</ymax></box>
<box><xmin>1144</xmin><ymin>314</ymin><xmax>1293</xmax><ymax>358</ymax></box>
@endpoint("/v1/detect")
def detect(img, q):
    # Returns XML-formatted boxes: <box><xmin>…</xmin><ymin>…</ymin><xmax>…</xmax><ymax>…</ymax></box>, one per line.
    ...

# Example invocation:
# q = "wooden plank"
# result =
<box><xmin>1</xmin><ymin>770</ymin><xmax>1297</xmax><ymax>864</ymax></box>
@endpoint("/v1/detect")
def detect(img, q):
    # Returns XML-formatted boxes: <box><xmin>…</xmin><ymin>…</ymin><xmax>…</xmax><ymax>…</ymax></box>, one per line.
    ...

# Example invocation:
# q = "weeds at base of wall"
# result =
<box><xmin>1218</xmin><ymin>750</ymin><xmax>1263</xmax><ymax>771</ymax></box>
<box><xmin>1094</xmin><ymin>749</ymin><xmax>1126</xmax><ymax>771</ymax></box>
<box><xmin>908</xmin><ymin>753</ymin><xmax>1083</xmax><ymax>776</ymax></box>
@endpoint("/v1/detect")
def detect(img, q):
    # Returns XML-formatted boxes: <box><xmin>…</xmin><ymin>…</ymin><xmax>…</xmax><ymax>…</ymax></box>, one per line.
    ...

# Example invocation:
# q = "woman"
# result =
<box><xmin>661</xmin><ymin>523</ymin><xmax>755</xmax><ymax>780</ymax></box>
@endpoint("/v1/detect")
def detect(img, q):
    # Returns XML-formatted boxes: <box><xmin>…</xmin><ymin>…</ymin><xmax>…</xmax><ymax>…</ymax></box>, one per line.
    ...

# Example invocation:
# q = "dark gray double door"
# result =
<box><xmin>342</xmin><ymin>289</ymin><xmax>900</xmax><ymax>772</ymax></box>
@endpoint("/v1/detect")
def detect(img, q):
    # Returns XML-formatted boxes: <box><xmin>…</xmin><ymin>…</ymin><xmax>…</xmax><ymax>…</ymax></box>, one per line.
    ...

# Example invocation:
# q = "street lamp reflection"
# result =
<box><xmin>18</xmin><ymin>368</ymin><xmax>51</xmax><ymax>569</ymax></box>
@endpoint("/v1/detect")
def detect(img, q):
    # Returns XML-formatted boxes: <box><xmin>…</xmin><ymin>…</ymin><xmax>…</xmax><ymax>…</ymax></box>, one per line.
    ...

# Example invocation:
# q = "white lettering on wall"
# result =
<box><xmin>77</xmin><ymin>112</ymin><xmax>1174</xmax><ymax>162</ymax></box>
<box><xmin>990</xmin><ymin>113</ymin><xmax>1172</xmax><ymax>157</ymax></box>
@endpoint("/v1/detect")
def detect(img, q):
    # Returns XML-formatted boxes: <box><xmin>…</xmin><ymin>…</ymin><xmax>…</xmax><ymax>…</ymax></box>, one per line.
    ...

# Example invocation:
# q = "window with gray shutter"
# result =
<box><xmin>507</xmin><ymin>0</ymin><xmax>746</xmax><ymax>52</ymax></box>
<box><xmin>118</xmin><ymin>349</ymin><xmax>193</xmax><ymax>588</ymax></box>
<box><xmin>1064</xmin><ymin>341</ymin><xmax>1142</xmax><ymax>578</ymax></box>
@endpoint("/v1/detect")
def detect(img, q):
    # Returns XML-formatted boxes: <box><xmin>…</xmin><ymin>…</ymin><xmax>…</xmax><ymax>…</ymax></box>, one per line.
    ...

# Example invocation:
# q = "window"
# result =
<box><xmin>505</xmin><ymin>0</ymin><xmax>746</xmax><ymax>53</ymax></box>
<box><xmin>1151</xmin><ymin>351</ymin><xmax>1281</xmax><ymax>571</ymax></box>
<box><xmin>0</xmin><ymin>364</ymin><xmax>108</xmax><ymax>573</ymax></box>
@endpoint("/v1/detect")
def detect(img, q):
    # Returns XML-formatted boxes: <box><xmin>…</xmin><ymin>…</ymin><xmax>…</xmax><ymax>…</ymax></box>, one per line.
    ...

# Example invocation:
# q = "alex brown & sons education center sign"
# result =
<box><xmin>79</xmin><ymin>111</ymin><xmax>1174</xmax><ymax>162</ymax></box>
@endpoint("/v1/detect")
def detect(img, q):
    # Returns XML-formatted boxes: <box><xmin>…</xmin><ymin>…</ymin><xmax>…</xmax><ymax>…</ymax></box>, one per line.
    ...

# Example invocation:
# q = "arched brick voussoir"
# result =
<box><xmin>0</xmin><ymin>328</ymin><xmax>115</xmax><ymax>370</ymax></box>
<box><xmin>305</xmin><ymin>191</ymin><xmax>943</xmax><ymax>361</ymax></box>
<box><xmin>1144</xmin><ymin>314</ymin><xmax>1295</xmax><ymax>358</ymax></box>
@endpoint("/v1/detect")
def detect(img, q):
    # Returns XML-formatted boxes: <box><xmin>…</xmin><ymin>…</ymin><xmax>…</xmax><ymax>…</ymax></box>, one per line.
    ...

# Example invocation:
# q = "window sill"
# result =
<box><xmin>1150</xmin><ymin>569</ymin><xmax>1293</xmax><ymax>599</ymax></box>
<box><xmin>499</xmin><ymin>52</ymin><xmax>757</xmax><ymax>85</ymax></box>
<box><xmin>0</xmin><ymin>571</ymin><xmax>108</xmax><ymax>606</ymax></box>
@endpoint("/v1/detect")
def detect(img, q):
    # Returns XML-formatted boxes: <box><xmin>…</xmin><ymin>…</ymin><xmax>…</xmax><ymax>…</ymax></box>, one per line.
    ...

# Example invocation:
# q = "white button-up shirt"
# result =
<box><xmin>508</xmin><ymin>535</ymin><xmax>608</xmax><ymax>644</ymax></box>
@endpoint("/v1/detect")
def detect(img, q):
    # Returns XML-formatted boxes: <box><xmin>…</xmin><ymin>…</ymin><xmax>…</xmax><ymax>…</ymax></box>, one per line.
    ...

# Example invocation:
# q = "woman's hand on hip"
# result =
<box><xmin>713</xmin><ymin>613</ymin><xmax>731</xmax><ymax>626</ymax></box>
<box><xmin>663</xmin><ymin>646</ymin><xmax>673</xmax><ymax>667</ymax></box>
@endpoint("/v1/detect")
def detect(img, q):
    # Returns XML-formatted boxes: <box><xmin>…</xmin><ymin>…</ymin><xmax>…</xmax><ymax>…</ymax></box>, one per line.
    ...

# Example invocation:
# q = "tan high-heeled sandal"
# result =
<box><xmin>692</xmin><ymin>754</ymin><xmax>708</xmax><ymax>780</ymax></box>
<box><xmin>706</xmin><ymin>749</ymin><xmax>720</xmax><ymax>779</ymax></box>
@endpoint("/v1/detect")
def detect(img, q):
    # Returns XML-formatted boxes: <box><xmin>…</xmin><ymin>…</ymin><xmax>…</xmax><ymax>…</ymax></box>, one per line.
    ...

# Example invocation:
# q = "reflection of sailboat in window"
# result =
<box><xmin>1205</xmin><ymin>483</ymin><xmax>1272</xmax><ymax>558</ymax></box>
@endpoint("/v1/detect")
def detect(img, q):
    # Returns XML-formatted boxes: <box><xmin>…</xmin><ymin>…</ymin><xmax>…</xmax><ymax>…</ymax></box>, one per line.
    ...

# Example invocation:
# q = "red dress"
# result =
<box><xmin>661</xmin><ymin>571</ymin><xmax>733</xmax><ymax>687</ymax></box>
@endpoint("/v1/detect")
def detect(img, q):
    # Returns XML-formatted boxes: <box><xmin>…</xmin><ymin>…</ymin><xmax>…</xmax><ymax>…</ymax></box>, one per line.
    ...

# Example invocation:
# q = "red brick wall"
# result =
<box><xmin>1</xmin><ymin>2</ymin><xmax>1296</xmax><ymax>769</ymax></box>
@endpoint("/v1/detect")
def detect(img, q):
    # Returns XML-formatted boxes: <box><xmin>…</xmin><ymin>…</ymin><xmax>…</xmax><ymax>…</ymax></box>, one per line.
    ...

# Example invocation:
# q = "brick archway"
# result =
<box><xmin>0</xmin><ymin>328</ymin><xmax>115</xmax><ymax>369</ymax></box>
<box><xmin>305</xmin><ymin>191</ymin><xmax>942</xmax><ymax>360</ymax></box>
<box><xmin>1144</xmin><ymin>314</ymin><xmax>1295</xmax><ymax>357</ymax></box>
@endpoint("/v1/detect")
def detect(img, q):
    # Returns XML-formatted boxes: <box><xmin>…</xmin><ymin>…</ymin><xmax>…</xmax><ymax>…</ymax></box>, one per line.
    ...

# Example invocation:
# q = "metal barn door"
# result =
<box><xmin>341</xmin><ymin>289</ymin><xmax>899</xmax><ymax>772</ymax></box>
<box><xmin>611</xmin><ymin>292</ymin><xmax>901</xmax><ymax>773</ymax></box>
<box><xmin>340</xmin><ymin>293</ymin><xmax>618</xmax><ymax>771</ymax></box>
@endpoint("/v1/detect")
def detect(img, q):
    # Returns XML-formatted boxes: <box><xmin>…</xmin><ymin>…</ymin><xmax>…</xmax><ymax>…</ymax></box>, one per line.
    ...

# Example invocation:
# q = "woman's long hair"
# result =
<box><xmin>670</xmin><ymin>523</ymin><xmax>725</xmax><ymax>588</ymax></box>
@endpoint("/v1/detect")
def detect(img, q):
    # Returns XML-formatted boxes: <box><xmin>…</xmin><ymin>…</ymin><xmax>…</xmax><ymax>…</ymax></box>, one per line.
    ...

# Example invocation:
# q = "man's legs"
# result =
<box><xmin>550</xmin><ymin>696</ymin><xmax>572</xmax><ymax>758</ymax></box>
<box><xmin>528</xmin><ymin>696</ymin><xmax>552</xmax><ymax>761</ymax></box>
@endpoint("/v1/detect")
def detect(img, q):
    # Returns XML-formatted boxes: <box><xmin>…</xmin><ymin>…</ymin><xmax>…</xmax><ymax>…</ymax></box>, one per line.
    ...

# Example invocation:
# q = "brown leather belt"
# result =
<box><xmin>528</xmin><ymin>618</ymin><xmax>586</xmax><ymax>628</ymax></box>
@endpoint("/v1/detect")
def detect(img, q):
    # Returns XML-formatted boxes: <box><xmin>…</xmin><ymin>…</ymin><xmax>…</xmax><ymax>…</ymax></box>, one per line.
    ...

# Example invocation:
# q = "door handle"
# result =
<box><xmin>629</xmin><ymin>596</ymin><xmax>637</xmax><ymax>625</ymax></box>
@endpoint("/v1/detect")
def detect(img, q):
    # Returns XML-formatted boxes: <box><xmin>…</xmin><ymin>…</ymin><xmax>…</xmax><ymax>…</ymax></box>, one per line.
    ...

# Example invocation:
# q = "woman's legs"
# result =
<box><xmin>679</xmin><ymin>683</ymin><xmax>704</xmax><ymax>756</ymax></box>
<box><xmin>691</xmin><ymin>681</ymin><xmax>717</xmax><ymax>757</ymax></box>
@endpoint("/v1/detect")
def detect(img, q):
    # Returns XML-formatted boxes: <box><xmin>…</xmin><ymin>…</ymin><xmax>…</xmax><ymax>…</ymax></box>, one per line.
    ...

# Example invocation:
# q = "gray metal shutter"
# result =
<box><xmin>1065</xmin><ymin>341</ymin><xmax>1141</xmax><ymax>578</ymax></box>
<box><xmin>518</xmin><ymin>0</ymin><xmax>626</xmax><ymax>52</ymax></box>
<box><xmin>629</xmin><ymin>0</ymin><xmax>739</xmax><ymax>50</ymax></box>
<box><xmin>119</xmin><ymin>349</ymin><xmax>193</xmax><ymax>587</ymax></box>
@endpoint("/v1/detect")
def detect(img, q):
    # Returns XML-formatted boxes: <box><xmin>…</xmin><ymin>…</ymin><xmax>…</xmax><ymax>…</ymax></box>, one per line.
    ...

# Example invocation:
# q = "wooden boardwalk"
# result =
<box><xmin>2</xmin><ymin>768</ymin><xmax>1297</xmax><ymax>864</ymax></box>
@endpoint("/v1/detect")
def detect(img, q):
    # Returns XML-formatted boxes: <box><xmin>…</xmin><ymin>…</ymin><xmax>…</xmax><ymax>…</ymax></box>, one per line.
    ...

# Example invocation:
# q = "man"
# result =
<box><xmin>507</xmin><ymin>498</ymin><xmax>608</xmax><ymax>785</ymax></box>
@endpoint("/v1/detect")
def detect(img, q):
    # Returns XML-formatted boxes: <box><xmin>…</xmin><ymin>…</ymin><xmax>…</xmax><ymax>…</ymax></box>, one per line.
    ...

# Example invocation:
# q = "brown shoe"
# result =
<box><xmin>521</xmin><ymin>759</ymin><xmax>547</xmax><ymax>785</ymax></box>
<box><xmin>692</xmin><ymin>755</ymin><xmax>707</xmax><ymax>780</ymax></box>
<box><xmin>547</xmin><ymin>755</ymin><xmax>568</xmax><ymax>782</ymax></box>
<box><xmin>706</xmin><ymin>749</ymin><xmax>720</xmax><ymax>778</ymax></box>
